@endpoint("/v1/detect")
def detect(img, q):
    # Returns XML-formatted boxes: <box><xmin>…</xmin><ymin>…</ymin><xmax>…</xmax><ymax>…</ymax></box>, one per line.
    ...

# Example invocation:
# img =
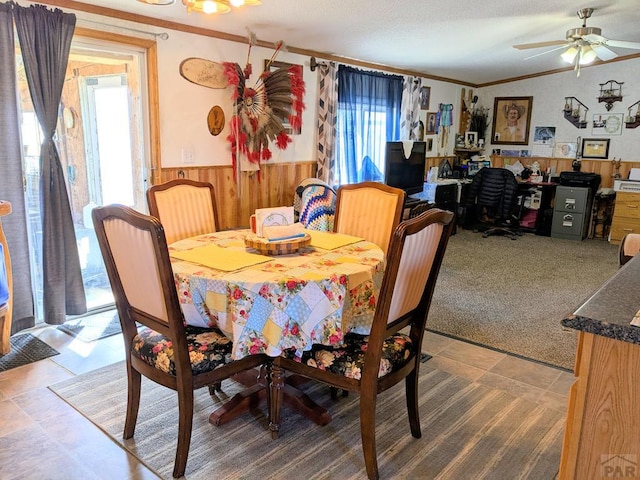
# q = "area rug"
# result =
<box><xmin>0</xmin><ymin>333</ymin><xmax>59</xmax><ymax>371</ymax></box>
<box><xmin>57</xmin><ymin>310</ymin><xmax>121</xmax><ymax>342</ymax></box>
<box><xmin>49</xmin><ymin>361</ymin><xmax>563</xmax><ymax>479</ymax></box>
<box><xmin>428</xmin><ymin>229</ymin><xmax>618</xmax><ymax>370</ymax></box>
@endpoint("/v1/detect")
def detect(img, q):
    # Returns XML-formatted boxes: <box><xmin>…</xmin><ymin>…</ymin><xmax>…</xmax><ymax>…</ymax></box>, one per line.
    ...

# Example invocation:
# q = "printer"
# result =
<box><xmin>614</xmin><ymin>168</ymin><xmax>640</xmax><ymax>192</ymax></box>
<box><xmin>559</xmin><ymin>171</ymin><xmax>601</xmax><ymax>195</ymax></box>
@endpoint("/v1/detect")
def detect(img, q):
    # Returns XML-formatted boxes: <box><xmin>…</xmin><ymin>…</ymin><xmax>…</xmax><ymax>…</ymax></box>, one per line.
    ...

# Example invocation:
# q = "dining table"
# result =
<box><xmin>168</xmin><ymin>228</ymin><xmax>385</xmax><ymax>425</ymax></box>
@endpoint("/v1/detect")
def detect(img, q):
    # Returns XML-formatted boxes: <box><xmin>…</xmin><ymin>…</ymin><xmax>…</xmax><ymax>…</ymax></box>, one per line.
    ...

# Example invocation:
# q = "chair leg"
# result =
<box><xmin>360</xmin><ymin>391</ymin><xmax>379</xmax><ymax>480</ymax></box>
<box><xmin>123</xmin><ymin>367</ymin><xmax>141</xmax><ymax>439</ymax></box>
<box><xmin>0</xmin><ymin>308</ymin><xmax>10</xmax><ymax>355</ymax></box>
<box><xmin>208</xmin><ymin>382</ymin><xmax>222</xmax><ymax>395</ymax></box>
<box><xmin>405</xmin><ymin>368</ymin><xmax>422</xmax><ymax>439</ymax></box>
<box><xmin>173</xmin><ymin>387</ymin><xmax>195</xmax><ymax>478</ymax></box>
<box><xmin>268</xmin><ymin>362</ymin><xmax>285</xmax><ymax>439</ymax></box>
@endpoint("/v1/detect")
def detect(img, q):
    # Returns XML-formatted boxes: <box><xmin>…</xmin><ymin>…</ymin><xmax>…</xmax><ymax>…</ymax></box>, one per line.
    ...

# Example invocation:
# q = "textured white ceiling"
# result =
<box><xmin>74</xmin><ymin>0</ymin><xmax>640</xmax><ymax>85</ymax></box>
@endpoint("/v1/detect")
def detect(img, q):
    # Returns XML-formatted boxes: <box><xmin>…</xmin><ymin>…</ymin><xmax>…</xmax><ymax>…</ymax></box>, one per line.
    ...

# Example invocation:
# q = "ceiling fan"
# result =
<box><xmin>513</xmin><ymin>8</ymin><xmax>640</xmax><ymax>74</ymax></box>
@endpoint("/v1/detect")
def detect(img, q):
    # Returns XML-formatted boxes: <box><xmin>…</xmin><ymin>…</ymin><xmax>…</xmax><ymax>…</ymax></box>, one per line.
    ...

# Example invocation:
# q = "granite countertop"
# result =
<box><xmin>562</xmin><ymin>253</ymin><xmax>640</xmax><ymax>344</ymax></box>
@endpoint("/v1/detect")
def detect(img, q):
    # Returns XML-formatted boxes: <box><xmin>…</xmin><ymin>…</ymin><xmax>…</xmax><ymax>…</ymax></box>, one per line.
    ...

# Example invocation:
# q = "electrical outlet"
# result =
<box><xmin>181</xmin><ymin>147</ymin><xmax>195</xmax><ymax>164</ymax></box>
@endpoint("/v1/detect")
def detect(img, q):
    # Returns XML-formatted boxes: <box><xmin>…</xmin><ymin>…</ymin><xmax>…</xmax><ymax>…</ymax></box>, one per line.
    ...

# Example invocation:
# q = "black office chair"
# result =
<box><xmin>465</xmin><ymin>167</ymin><xmax>522</xmax><ymax>240</ymax></box>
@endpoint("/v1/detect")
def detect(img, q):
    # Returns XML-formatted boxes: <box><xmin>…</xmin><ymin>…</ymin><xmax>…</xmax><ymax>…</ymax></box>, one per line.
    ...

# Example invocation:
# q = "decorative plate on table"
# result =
<box><xmin>244</xmin><ymin>233</ymin><xmax>311</xmax><ymax>255</ymax></box>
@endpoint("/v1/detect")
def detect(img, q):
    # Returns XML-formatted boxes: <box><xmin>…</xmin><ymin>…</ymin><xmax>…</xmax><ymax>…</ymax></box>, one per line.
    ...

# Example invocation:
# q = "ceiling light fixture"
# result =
<box><xmin>137</xmin><ymin>0</ymin><xmax>176</xmax><ymax>5</ymax></box>
<box><xmin>181</xmin><ymin>0</ymin><xmax>261</xmax><ymax>15</ymax></box>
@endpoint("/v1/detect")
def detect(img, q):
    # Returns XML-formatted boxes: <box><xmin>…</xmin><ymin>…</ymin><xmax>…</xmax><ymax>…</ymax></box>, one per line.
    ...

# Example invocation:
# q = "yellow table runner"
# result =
<box><xmin>306</xmin><ymin>230</ymin><xmax>364</xmax><ymax>250</ymax></box>
<box><xmin>170</xmin><ymin>244</ymin><xmax>272</xmax><ymax>272</ymax></box>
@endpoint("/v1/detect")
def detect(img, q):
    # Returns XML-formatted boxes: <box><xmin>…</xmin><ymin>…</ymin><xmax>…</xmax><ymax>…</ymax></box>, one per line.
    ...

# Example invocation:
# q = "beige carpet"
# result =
<box><xmin>428</xmin><ymin>229</ymin><xmax>618</xmax><ymax>370</ymax></box>
<box><xmin>49</xmin><ymin>361</ymin><xmax>564</xmax><ymax>479</ymax></box>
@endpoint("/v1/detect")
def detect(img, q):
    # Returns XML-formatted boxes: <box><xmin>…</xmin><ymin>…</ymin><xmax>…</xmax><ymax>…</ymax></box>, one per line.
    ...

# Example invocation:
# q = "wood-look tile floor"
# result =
<box><xmin>0</xmin><ymin>324</ymin><xmax>573</xmax><ymax>479</ymax></box>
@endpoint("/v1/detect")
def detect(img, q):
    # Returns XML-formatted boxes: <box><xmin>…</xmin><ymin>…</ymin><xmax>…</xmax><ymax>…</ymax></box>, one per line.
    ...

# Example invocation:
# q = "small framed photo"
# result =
<box><xmin>581</xmin><ymin>138</ymin><xmax>610</xmax><ymax>159</ymax></box>
<box><xmin>465</xmin><ymin>131</ymin><xmax>477</xmax><ymax>148</ymax></box>
<box><xmin>592</xmin><ymin>113</ymin><xmax>623</xmax><ymax>136</ymax></box>
<box><xmin>491</xmin><ymin>96</ymin><xmax>533</xmax><ymax>145</ymax></box>
<box><xmin>425</xmin><ymin>112</ymin><xmax>437</xmax><ymax>134</ymax></box>
<box><xmin>554</xmin><ymin>142</ymin><xmax>577</xmax><ymax>159</ymax></box>
<box><xmin>426</xmin><ymin>137</ymin><xmax>434</xmax><ymax>152</ymax></box>
<box><xmin>419</xmin><ymin>86</ymin><xmax>430</xmax><ymax>110</ymax></box>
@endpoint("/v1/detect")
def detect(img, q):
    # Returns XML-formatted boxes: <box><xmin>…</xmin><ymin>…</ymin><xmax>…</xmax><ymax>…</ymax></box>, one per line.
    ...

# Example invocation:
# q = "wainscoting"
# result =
<box><xmin>426</xmin><ymin>156</ymin><xmax>640</xmax><ymax>189</ymax></box>
<box><xmin>159</xmin><ymin>161</ymin><xmax>316</xmax><ymax>230</ymax></box>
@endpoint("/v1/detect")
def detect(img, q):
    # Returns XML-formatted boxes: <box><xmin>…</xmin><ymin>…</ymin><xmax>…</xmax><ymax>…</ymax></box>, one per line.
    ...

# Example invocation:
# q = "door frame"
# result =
<box><xmin>74</xmin><ymin>27</ymin><xmax>162</xmax><ymax>190</ymax></box>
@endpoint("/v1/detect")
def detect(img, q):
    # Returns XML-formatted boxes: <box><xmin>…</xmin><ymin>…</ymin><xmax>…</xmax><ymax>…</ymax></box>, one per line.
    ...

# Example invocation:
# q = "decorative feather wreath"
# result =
<box><xmin>223</xmin><ymin>40</ymin><xmax>305</xmax><ymax>178</ymax></box>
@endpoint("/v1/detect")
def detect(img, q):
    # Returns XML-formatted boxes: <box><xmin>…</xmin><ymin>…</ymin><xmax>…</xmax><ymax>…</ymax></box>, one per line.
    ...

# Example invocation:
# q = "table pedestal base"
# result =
<box><xmin>208</xmin><ymin>368</ymin><xmax>332</xmax><ymax>427</ymax></box>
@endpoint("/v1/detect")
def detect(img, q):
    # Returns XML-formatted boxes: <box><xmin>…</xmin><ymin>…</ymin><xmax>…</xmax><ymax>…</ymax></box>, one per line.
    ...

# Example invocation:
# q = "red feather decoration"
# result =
<box><xmin>223</xmin><ymin>51</ymin><xmax>305</xmax><ymax>178</ymax></box>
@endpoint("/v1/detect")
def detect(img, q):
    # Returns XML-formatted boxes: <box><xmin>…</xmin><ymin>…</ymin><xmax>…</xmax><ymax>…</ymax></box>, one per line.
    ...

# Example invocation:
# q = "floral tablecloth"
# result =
<box><xmin>169</xmin><ymin>230</ymin><xmax>385</xmax><ymax>359</ymax></box>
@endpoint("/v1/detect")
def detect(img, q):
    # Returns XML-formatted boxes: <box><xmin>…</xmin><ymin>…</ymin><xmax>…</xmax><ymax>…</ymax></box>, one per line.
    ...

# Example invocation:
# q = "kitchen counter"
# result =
<box><xmin>559</xmin><ymin>253</ymin><xmax>640</xmax><ymax>479</ymax></box>
<box><xmin>561</xmin><ymin>252</ymin><xmax>640</xmax><ymax>342</ymax></box>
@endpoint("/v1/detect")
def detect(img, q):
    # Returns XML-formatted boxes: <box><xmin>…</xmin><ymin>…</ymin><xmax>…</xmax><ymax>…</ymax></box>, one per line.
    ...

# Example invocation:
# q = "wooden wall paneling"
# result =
<box><xmin>427</xmin><ymin>155</ymin><xmax>640</xmax><ymax>189</ymax></box>
<box><xmin>159</xmin><ymin>161</ymin><xmax>316</xmax><ymax>230</ymax></box>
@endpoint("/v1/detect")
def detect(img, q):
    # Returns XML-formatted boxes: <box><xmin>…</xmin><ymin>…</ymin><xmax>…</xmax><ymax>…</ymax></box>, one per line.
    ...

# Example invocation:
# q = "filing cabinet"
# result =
<box><xmin>610</xmin><ymin>191</ymin><xmax>640</xmax><ymax>245</ymax></box>
<box><xmin>551</xmin><ymin>186</ymin><xmax>592</xmax><ymax>240</ymax></box>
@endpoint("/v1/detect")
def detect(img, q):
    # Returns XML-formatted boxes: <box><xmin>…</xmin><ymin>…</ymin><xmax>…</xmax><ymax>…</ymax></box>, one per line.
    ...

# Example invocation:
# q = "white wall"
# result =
<box><xmin>479</xmin><ymin>59</ymin><xmax>640</xmax><ymax>162</ymax></box>
<box><xmin>63</xmin><ymin>5</ymin><xmax>640</xmax><ymax>169</ymax></box>
<box><xmin>155</xmin><ymin>30</ymin><xmax>318</xmax><ymax>167</ymax></box>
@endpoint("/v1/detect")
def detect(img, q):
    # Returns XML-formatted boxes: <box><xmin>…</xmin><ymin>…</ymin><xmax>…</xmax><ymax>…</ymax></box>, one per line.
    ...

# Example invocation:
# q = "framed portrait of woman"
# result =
<box><xmin>491</xmin><ymin>96</ymin><xmax>533</xmax><ymax>145</ymax></box>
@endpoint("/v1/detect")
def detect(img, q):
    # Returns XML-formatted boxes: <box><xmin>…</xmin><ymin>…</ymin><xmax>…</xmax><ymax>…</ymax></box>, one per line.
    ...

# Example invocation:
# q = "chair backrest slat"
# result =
<box><xmin>366</xmin><ymin>209</ymin><xmax>454</xmax><ymax>356</ymax></box>
<box><xmin>102</xmin><ymin>216</ymin><xmax>169</xmax><ymax>323</ymax></box>
<box><xmin>387</xmin><ymin>222</ymin><xmax>442</xmax><ymax>323</ymax></box>
<box><xmin>92</xmin><ymin>205</ymin><xmax>185</xmax><ymax>343</ymax></box>
<box><xmin>334</xmin><ymin>182</ymin><xmax>405</xmax><ymax>256</ymax></box>
<box><xmin>147</xmin><ymin>179</ymin><xmax>219</xmax><ymax>245</ymax></box>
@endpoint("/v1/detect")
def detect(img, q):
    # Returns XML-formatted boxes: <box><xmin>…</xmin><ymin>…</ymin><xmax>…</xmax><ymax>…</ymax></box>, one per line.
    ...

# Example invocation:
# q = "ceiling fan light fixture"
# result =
<box><xmin>579</xmin><ymin>45</ymin><xmax>598</xmax><ymax>65</ymax></box>
<box><xmin>561</xmin><ymin>46</ymin><xmax>578</xmax><ymax>64</ymax></box>
<box><xmin>137</xmin><ymin>0</ymin><xmax>176</xmax><ymax>5</ymax></box>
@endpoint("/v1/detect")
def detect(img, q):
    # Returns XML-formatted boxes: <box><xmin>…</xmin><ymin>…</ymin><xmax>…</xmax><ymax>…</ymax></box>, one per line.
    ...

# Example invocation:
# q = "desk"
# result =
<box><xmin>170</xmin><ymin>230</ymin><xmax>384</xmax><ymax>425</ymax></box>
<box><xmin>517</xmin><ymin>182</ymin><xmax>556</xmax><ymax>236</ymax></box>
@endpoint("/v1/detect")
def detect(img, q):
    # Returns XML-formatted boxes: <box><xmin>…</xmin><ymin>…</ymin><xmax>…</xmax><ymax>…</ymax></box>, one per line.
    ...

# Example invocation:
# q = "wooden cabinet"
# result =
<box><xmin>610</xmin><ymin>191</ymin><xmax>640</xmax><ymax>244</ymax></box>
<box><xmin>559</xmin><ymin>331</ymin><xmax>640</xmax><ymax>479</ymax></box>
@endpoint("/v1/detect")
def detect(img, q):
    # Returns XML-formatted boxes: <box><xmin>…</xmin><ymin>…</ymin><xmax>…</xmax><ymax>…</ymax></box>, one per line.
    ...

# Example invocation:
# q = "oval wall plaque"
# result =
<box><xmin>207</xmin><ymin>106</ymin><xmax>225</xmax><ymax>136</ymax></box>
<box><xmin>179</xmin><ymin>58</ymin><xmax>228</xmax><ymax>89</ymax></box>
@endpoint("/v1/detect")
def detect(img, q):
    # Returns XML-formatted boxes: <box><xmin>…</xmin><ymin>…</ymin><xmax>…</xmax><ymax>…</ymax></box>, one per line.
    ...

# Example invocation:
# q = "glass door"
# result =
<box><xmin>18</xmin><ymin>36</ymin><xmax>151</xmax><ymax>321</ymax></box>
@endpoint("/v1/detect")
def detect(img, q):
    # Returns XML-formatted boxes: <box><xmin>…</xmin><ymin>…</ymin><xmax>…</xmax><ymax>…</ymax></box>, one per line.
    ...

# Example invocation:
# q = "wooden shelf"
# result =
<box><xmin>564</xmin><ymin>110</ymin><xmax>587</xmax><ymax>128</ymax></box>
<box><xmin>598</xmin><ymin>95</ymin><xmax>622</xmax><ymax>111</ymax></box>
<box><xmin>625</xmin><ymin>118</ymin><xmax>640</xmax><ymax>129</ymax></box>
<box><xmin>563</xmin><ymin>97</ymin><xmax>588</xmax><ymax>128</ymax></box>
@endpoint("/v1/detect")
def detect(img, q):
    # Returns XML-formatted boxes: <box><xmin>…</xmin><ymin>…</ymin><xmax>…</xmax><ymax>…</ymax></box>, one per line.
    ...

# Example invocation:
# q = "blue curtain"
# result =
<box><xmin>336</xmin><ymin>65</ymin><xmax>403</xmax><ymax>185</ymax></box>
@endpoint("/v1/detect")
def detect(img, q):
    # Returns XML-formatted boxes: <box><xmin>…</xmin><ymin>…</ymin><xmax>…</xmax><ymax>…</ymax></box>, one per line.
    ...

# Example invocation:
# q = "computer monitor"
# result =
<box><xmin>384</xmin><ymin>141</ymin><xmax>426</xmax><ymax>196</ymax></box>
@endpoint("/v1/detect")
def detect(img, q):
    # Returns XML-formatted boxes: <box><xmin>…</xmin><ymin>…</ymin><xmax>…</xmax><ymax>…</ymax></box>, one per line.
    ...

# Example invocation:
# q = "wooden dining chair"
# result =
<box><xmin>619</xmin><ymin>233</ymin><xmax>640</xmax><ymax>266</ymax></box>
<box><xmin>92</xmin><ymin>204</ymin><xmax>267</xmax><ymax>478</ymax></box>
<box><xmin>0</xmin><ymin>201</ymin><xmax>12</xmax><ymax>355</ymax></box>
<box><xmin>269</xmin><ymin>208</ymin><xmax>455</xmax><ymax>480</ymax></box>
<box><xmin>146</xmin><ymin>179</ymin><xmax>220</xmax><ymax>244</ymax></box>
<box><xmin>334</xmin><ymin>182</ymin><xmax>405</xmax><ymax>256</ymax></box>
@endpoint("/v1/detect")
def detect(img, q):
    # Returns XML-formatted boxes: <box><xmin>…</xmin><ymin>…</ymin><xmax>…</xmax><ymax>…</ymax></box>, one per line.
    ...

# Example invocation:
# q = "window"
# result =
<box><xmin>334</xmin><ymin>66</ymin><xmax>403</xmax><ymax>186</ymax></box>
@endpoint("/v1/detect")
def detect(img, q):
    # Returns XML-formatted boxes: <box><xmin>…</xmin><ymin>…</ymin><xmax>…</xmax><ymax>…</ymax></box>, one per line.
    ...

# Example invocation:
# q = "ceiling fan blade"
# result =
<box><xmin>600</xmin><ymin>39</ymin><xmax>640</xmax><ymax>50</ymax></box>
<box><xmin>513</xmin><ymin>40</ymin><xmax>567</xmax><ymax>50</ymax></box>
<box><xmin>582</xmin><ymin>33</ymin><xmax>608</xmax><ymax>44</ymax></box>
<box><xmin>591</xmin><ymin>44</ymin><xmax>618</xmax><ymax>61</ymax></box>
<box><xmin>523</xmin><ymin>44</ymin><xmax>572</xmax><ymax>60</ymax></box>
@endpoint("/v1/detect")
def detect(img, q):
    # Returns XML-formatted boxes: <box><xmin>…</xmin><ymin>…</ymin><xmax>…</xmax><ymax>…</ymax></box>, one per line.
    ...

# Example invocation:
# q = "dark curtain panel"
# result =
<box><xmin>336</xmin><ymin>65</ymin><xmax>403</xmax><ymax>185</ymax></box>
<box><xmin>13</xmin><ymin>3</ymin><xmax>86</xmax><ymax>324</ymax></box>
<box><xmin>0</xmin><ymin>2</ymin><xmax>35</xmax><ymax>333</ymax></box>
